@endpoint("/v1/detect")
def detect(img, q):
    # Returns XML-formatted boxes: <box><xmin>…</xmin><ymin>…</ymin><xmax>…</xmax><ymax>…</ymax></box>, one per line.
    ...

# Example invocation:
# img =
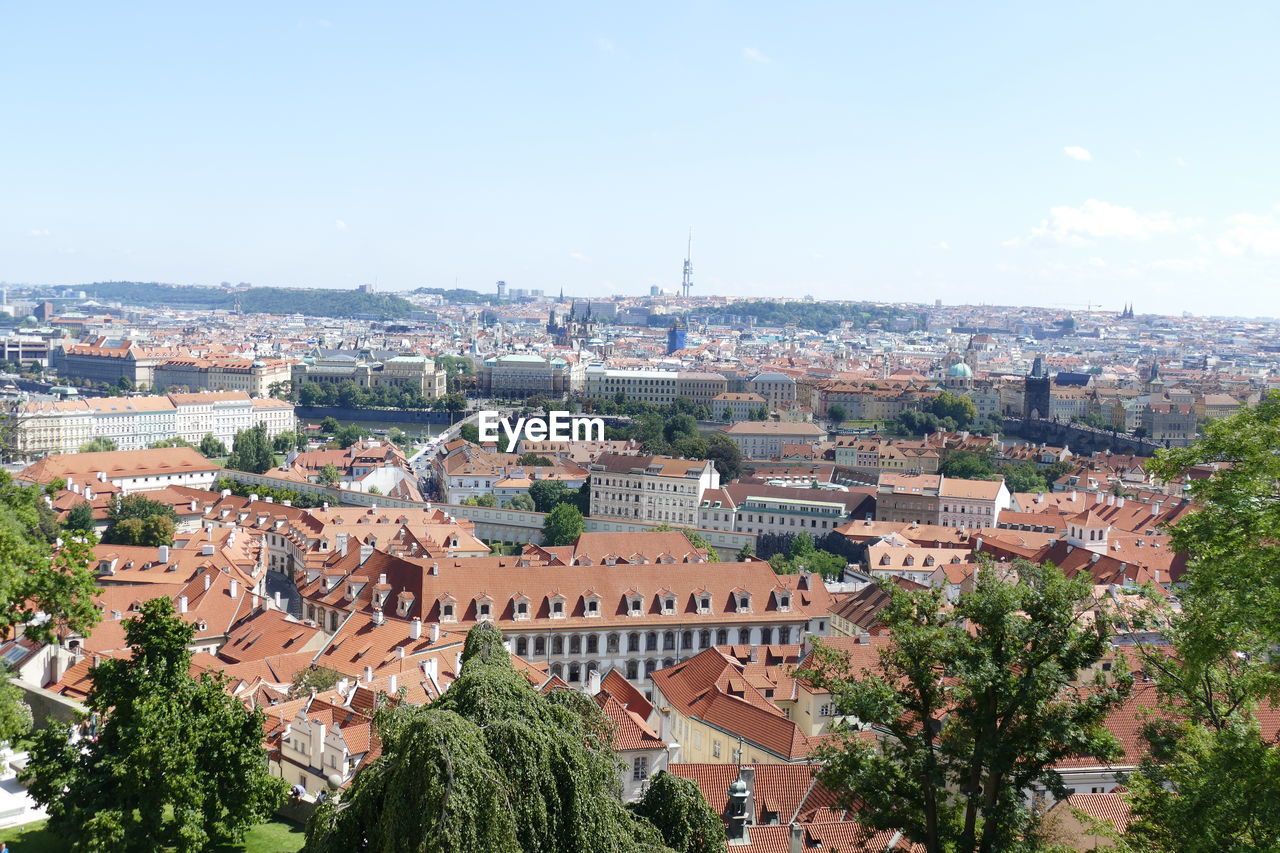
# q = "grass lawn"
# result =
<box><xmin>0</xmin><ymin>817</ymin><xmax>305</xmax><ymax>852</ymax></box>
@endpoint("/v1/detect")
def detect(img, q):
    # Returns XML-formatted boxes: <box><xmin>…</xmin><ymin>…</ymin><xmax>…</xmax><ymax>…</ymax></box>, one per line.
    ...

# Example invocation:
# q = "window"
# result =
<box><xmin>587</xmin><ymin>635</ymin><xmax>599</xmax><ymax>654</ymax></box>
<box><xmin>516</xmin><ymin>637</ymin><xmax>528</xmax><ymax>656</ymax></box>
<box><xmin>632</xmin><ymin>756</ymin><xmax>649</xmax><ymax>781</ymax></box>
<box><xmin>441</xmin><ymin>603</ymin><xmax>455</xmax><ymax>620</ymax></box>
<box><xmin>738</xmin><ymin>628</ymin><xmax>750</xmax><ymax>644</ymax></box>
<box><xmin>516</xmin><ymin>601</ymin><xmax>529</xmax><ymax>618</ymax></box>
<box><xmin>626</xmin><ymin>660</ymin><xmax>639</xmax><ymax>679</ymax></box>
<box><xmin>628</xmin><ymin>632</ymin><xmax>641</xmax><ymax>652</ymax></box>
<box><xmin>552</xmin><ymin>600</ymin><xmax>564</xmax><ymax>617</ymax></box>
<box><xmin>478</xmin><ymin>602</ymin><xmax>491</xmax><ymax>618</ymax></box>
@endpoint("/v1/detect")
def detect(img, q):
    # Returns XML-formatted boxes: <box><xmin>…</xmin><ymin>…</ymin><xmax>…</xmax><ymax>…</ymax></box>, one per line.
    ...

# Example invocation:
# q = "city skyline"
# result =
<box><xmin>3</xmin><ymin>2</ymin><xmax>1278</xmax><ymax>314</ymax></box>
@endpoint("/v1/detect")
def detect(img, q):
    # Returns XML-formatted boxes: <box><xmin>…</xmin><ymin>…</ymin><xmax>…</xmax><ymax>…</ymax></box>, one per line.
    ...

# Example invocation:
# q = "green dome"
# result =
<box><xmin>947</xmin><ymin>362</ymin><xmax>973</xmax><ymax>378</ymax></box>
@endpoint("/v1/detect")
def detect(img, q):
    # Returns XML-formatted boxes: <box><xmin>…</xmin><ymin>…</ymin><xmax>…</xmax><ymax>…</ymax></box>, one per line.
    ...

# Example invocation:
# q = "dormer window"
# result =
<box><xmin>777</xmin><ymin>593</ymin><xmax>791</xmax><ymax>612</ymax></box>
<box><xmin>736</xmin><ymin>594</ymin><xmax>752</xmax><ymax>614</ymax></box>
<box><xmin>550</xmin><ymin>596</ymin><xmax>566</xmax><ymax>618</ymax></box>
<box><xmin>440</xmin><ymin>597</ymin><xmax>457</xmax><ymax>622</ymax></box>
<box><xmin>698</xmin><ymin>596</ymin><xmax>711</xmax><ymax>614</ymax></box>
<box><xmin>662</xmin><ymin>595</ymin><xmax>676</xmax><ymax>615</ymax></box>
<box><xmin>396</xmin><ymin>592</ymin><xmax>415</xmax><ymax>617</ymax></box>
<box><xmin>513</xmin><ymin>596</ymin><xmax>530</xmax><ymax>620</ymax></box>
<box><xmin>587</xmin><ymin>599</ymin><xmax>600</xmax><ymax>616</ymax></box>
<box><xmin>628</xmin><ymin>594</ymin><xmax>643</xmax><ymax>616</ymax></box>
<box><xmin>478</xmin><ymin>601</ymin><xmax>492</xmax><ymax>620</ymax></box>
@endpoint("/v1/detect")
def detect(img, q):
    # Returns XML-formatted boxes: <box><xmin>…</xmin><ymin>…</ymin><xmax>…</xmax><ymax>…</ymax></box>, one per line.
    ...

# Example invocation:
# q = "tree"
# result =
<box><xmin>334</xmin><ymin>424</ymin><xmax>366</xmax><ymax>449</ymax></box>
<box><xmin>663</xmin><ymin>414</ymin><xmax>699</xmax><ymax>445</ymax></box>
<box><xmin>272</xmin><ymin>430</ymin><xmax>298</xmax><ymax>452</ymax></box>
<box><xmin>507</xmin><ymin>493</ymin><xmax>536</xmax><ymax>511</ymax></box>
<box><xmin>320</xmin><ymin>416</ymin><xmax>340</xmax><ymax>433</ymax></box>
<box><xmin>998</xmin><ymin>463</ymin><xmax>1047</xmax><ymax>494</ymax></box>
<box><xmin>79</xmin><ymin>436</ymin><xmax>118</xmax><ymax>453</ymax></box>
<box><xmin>64</xmin><ymin>500</ymin><xmax>96</xmax><ymax>531</ymax></box>
<box><xmin>630</xmin><ymin>770</ymin><xmax>724</xmax><ymax>853</ymax></box>
<box><xmin>464</xmin><ymin>493</ymin><xmax>497</xmax><ymax>507</ymax></box>
<box><xmin>704</xmin><ymin>433</ymin><xmax>743</xmax><ymax>481</ymax></box>
<box><xmin>652</xmin><ymin>524</ymin><xmax>720</xmax><ymax>562</ymax></box>
<box><xmin>147</xmin><ymin>436</ymin><xmax>192</xmax><ymax>448</ymax></box>
<box><xmin>318</xmin><ymin>463</ymin><xmax>341</xmax><ymax>486</ymax></box>
<box><xmin>458</xmin><ymin>423</ymin><xmax>481</xmax><ymax>444</ymax></box>
<box><xmin>928</xmin><ymin>391</ymin><xmax>977</xmax><ymax>429</ymax></box>
<box><xmin>303</xmin><ymin>623</ymin><xmax>670</xmax><ymax>853</ymax></box>
<box><xmin>828</xmin><ymin>403</ymin><xmax>848</xmax><ymax>424</ymax></box>
<box><xmin>227</xmin><ymin>423</ymin><xmax>275</xmax><ymax>474</ymax></box>
<box><xmin>541</xmin><ymin>503</ymin><xmax>585</xmax><ymax>547</ymax></box>
<box><xmin>939</xmin><ymin>449</ymin><xmax>998</xmax><ymax>480</ymax></box>
<box><xmin>518</xmin><ymin>453</ymin><xmax>554</xmax><ymax>466</ymax></box>
<box><xmin>799</xmin><ymin>560</ymin><xmax>1130</xmax><ymax>853</ymax></box>
<box><xmin>101</xmin><ymin>494</ymin><xmax>179</xmax><ymax>547</ymax></box>
<box><xmin>1116</xmin><ymin>393</ymin><xmax>1280</xmax><ymax>851</ymax></box>
<box><xmin>198</xmin><ymin>433</ymin><xmax>226</xmax><ymax>458</ymax></box>
<box><xmin>721</xmin><ymin>406</ymin><xmax>734</xmax><ymax>423</ymax></box>
<box><xmin>289</xmin><ymin>665</ymin><xmax>343</xmax><ymax>699</ymax></box>
<box><xmin>529</xmin><ymin>479</ymin><xmax>570</xmax><ymax>513</ymax></box>
<box><xmin>22</xmin><ymin>598</ymin><xmax>288</xmax><ymax>851</ymax></box>
<box><xmin>735</xmin><ymin>543</ymin><xmax>754</xmax><ymax>561</ymax></box>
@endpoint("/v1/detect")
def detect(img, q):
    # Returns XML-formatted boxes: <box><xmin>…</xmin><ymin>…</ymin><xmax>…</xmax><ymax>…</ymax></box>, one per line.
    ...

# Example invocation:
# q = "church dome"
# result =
<box><xmin>947</xmin><ymin>362</ymin><xmax>973</xmax><ymax>378</ymax></box>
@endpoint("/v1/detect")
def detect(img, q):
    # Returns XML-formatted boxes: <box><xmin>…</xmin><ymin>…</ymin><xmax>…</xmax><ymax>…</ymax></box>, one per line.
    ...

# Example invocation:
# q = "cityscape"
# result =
<box><xmin>2</xmin><ymin>4</ymin><xmax>1278</xmax><ymax>853</ymax></box>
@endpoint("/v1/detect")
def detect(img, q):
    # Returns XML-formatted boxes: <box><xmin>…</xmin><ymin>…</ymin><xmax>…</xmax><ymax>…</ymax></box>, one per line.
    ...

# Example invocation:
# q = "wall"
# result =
<box><xmin>1002</xmin><ymin>417</ymin><xmax>1164</xmax><ymax>456</ymax></box>
<box><xmin>16</xmin><ymin>682</ymin><xmax>85</xmax><ymax>729</ymax></box>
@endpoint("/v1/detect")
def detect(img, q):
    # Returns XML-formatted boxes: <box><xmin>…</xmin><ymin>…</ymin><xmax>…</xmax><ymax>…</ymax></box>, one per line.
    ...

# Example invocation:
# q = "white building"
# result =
<box><xmin>589</xmin><ymin>453</ymin><xmax>720</xmax><ymax>527</ymax></box>
<box><xmin>720</xmin><ymin>422</ymin><xmax>827</xmax><ymax>460</ymax></box>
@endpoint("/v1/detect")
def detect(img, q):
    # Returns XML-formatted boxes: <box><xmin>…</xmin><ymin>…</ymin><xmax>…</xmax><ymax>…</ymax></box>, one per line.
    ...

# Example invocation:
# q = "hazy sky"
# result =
<box><xmin>3</xmin><ymin>2</ymin><xmax>1278</xmax><ymax>315</ymax></box>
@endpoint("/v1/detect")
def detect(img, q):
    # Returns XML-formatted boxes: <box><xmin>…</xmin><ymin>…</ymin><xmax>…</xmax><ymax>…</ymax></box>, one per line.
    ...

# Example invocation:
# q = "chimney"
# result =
<box><xmin>429</xmin><ymin>623</ymin><xmax>440</xmax><ymax>642</ymax></box>
<box><xmin>282</xmin><ymin>500</ymin><xmax>292</xmax><ymax>507</ymax></box>
<box><xmin>97</xmin><ymin>471</ymin><xmax>107</xmax><ymax>482</ymax></box>
<box><xmin>229</xmin><ymin>578</ymin><xmax>238</xmax><ymax>598</ymax></box>
<box><xmin>363</xmin><ymin>665</ymin><xmax>373</xmax><ymax>683</ymax></box>
<box><xmin>336</xmin><ymin>678</ymin><xmax>350</xmax><ymax>696</ymax></box>
<box><xmin>273</xmin><ymin>591</ymin><xmax>282</xmax><ymax>609</ymax></box>
<box><xmin>323</xmin><ymin>501</ymin><xmax>329</xmax><ymax>510</ymax></box>
<box><xmin>429</xmin><ymin>562</ymin><xmax>439</xmax><ymax>576</ymax></box>
<box><xmin>858</xmin><ymin>631</ymin><xmax>871</xmax><ymax>645</ymax></box>
<box><xmin>202</xmin><ymin>543</ymin><xmax>215</xmax><ymax>556</ymax></box>
<box><xmin>360</xmin><ymin>544</ymin><xmax>374</xmax><ymax>565</ymax></box>
<box><xmin>158</xmin><ymin>544</ymin><xmax>170</xmax><ymax>563</ymax></box>
<box><xmin>189</xmin><ymin>500</ymin><xmax>198</xmax><ymax>512</ymax></box>
<box><xmin>421</xmin><ymin>658</ymin><xmax>438</xmax><ymax>681</ymax></box>
<box><xmin>265</xmin><ymin>496</ymin><xmax>274</xmax><ymax>504</ymax></box>
<box><xmin>203</xmin><ymin>573</ymin><xmax>212</xmax><ymax>591</ymax></box>
<box><xmin>587</xmin><ymin>669</ymin><xmax>601</xmax><ymax>696</ymax></box>
<box><xmin>389</xmin><ymin>673</ymin><xmax>398</xmax><ymax>693</ymax></box>
<box><xmin>1117</xmin><ymin>496</ymin><xmax>1125</xmax><ymax>508</ymax></box>
<box><xmin>372</xmin><ymin>609</ymin><xmax>384</xmax><ymax>626</ymax></box>
<box><xmin>249</xmin><ymin>493</ymin><xmax>258</xmax><ymax>502</ymax></box>
<box><xmin>410</xmin><ymin>618</ymin><xmax>422</xmax><ymax>640</ymax></box>
<box><xmin>221</xmin><ymin>488</ymin><xmax>231</xmax><ymax>497</ymax></box>
<box><xmin>178</xmin><ymin>595</ymin><xmax>188</xmax><ymax>613</ymax></box>
<box><xmin>789</xmin><ymin>824</ymin><xmax>803</xmax><ymax>853</ymax></box>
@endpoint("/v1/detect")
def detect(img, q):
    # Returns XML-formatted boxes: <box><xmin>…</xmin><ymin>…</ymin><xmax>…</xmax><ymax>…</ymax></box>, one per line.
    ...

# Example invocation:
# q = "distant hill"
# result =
<box><xmin>698</xmin><ymin>300</ymin><xmax>909</xmax><ymax>333</ymax></box>
<box><xmin>73</xmin><ymin>282</ymin><xmax>416</xmax><ymax>319</ymax></box>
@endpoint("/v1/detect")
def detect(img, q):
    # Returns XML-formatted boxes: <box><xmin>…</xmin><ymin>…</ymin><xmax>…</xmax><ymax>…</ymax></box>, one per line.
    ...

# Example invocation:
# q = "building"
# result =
<box><xmin>698</xmin><ymin>483</ymin><xmax>874</xmax><ymax>537</ymax></box>
<box><xmin>55</xmin><ymin>338</ymin><xmax>179</xmax><ymax>388</ymax></box>
<box><xmin>292</xmin><ymin>351</ymin><xmax>448</xmax><ymax>397</ymax></box>
<box><xmin>589</xmin><ymin>453</ymin><xmax>721</xmax><ymax>527</ymax></box>
<box><xmin>84</xmin><ymin>396</ymin><xmax>178</xmax><ymax>450</ymax></box>
<box><xmin>584</xmin><ymin>366</ymin><xmax>679</xmax><ymax>406</ymax></box>
<box><xmin>154</xmin><ymin>354</ymin><xmax>293</xmax><ymax>397</ymax></box>
<box><xmin>746</xmin><ymin>373</ymin><xmax>797</xmax><ymax>413</ymax></box>
<box><xmin>479</xmin><ymin>353</ymin><xmax>580</xmax><ymax>398</ymax></box>
<box><xmin>875</xmin><ymin>472</ymin><xmax>1011</xmax><ymax>527</ymax></box>
<box><xmin>721</xmin><ymin>422</ymin><xmax>827</xmax><ymax>460</ymax></box>
<box><xmin>16</xmin><ymin>447</ymin><xmax>222</xmax><ymax>494</ymax></box>
<box><xmin>8</xmin><ymin>398</ymin><xmax>95</xmax><ymax>457</ymax></box>
<box><xmin>712</xmin><ymin>392</ymin><xmax>766</xmax><ymax>422</ymax></box>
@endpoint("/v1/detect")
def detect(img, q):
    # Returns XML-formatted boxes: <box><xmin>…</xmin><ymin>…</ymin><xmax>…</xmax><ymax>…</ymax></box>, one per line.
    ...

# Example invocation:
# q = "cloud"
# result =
<box><xmin>1024</xmin><ymin>199</ymin><xmax>1192</xmax><ymax>245</ymax></box>
<box><xmin>568</xmin><ymin>251</ymin><xmax>591</xmax><ymax>263</ymax></box>
<box><xmin>1174</xmin><ymin>157</ymin><xmax>1188</xmax><ymax>167</ymax></box>
<box><xmin>335</xmin><ymin>219</ymin><xmax>350</xmax><ymax>232</ymax></box>
<box><xmin>316</xmin><ymin>17</ymin><xmax>333</xmax><ymax>28</ymax></box>
<box><xmin>1217</xmin><ymin>213</ymin><xmax>1280</xmax><ymax>256</ymax></box>
<box><xmin>742</xmin><ymin>47</ymin><xmax>771</xmax><ymax>64</ymax></box>
<box><xmin>935</xmin><ymin>241</ymin><xmax>950</xmax><ymax>250</ymax></box>
<box><xmin>1063</xmin><ymin>146</ymin><xmax>1092</xmax><ymax>162</ymax></box>
<box><xmin>27</xmin><ymin>228</ymin><xmax>51</xmax><ymax>237</ymax></box>
<box><xmin>595</xmin><ymin>37</ymin><xmax>615</xmax><ymax>54</ymax></box>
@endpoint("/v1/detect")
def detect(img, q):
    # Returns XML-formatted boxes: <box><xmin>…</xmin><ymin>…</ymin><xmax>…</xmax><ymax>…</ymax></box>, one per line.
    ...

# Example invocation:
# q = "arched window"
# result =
<box><xmin>716</xmin><ymin>629</ymin><xmax>728</xmax><ymax>645</ymax></box>
<box><xmin>699</xmin><ymin>629</ymin><xmax>711</xmax><ymax>648</ymax></box>
<box><xmin>606</xmin><ymin>633</ymin><xmax>619</xmax><ymax>653</ymax></box>
<box><xmin>550</xmin><ymin>663</ymin><xmax>563</xmax><ymax>678</ymax></box>
<box><xmin>628</xmin><ymin>632</ymin><xmax>641</xmax><ymax>652</ymax></box>
<box><xmin>644</xmin><ymin>659</ymin><xmax>657</xmax><ymax>676</ymax></box>
<box><xmin>515</xmin><ymin>637</ymin><xmax>528</xmax><ymax>656</ymax></box>
<box><xmin>663</xmin><ymin>631</ymin><xmax>675</xmax><ymax>651</ymax></box>
<box><xmin>586</xmin><ymin>634</ymin><xmax>599</xmax><ymax>654</ymax></box>
<box><xmin>570</xmin><ymin>635</ymin><xmax>582</xmax><ymax>655</ymax></box>
<box><xmin>625</xmin><ymin>660</ymin><xmax>639</xmax><ymax>679</ymax></box>
<box><xmin>646</xmin><ymin>631</ymin><xmax>659</xmax><ymax>651</ymax></box>
<box><xmin>681</xmin><ymin>630</ymin><xmax>693</xmax><ymax>649</ymax></box>
<box><xmin>738</xmin><ymin>628</ymin><xmax>751</xmax><ymax>644</ymax></box>
<box><xmin>534</xmin><ymin>637</ymin><xmax>546</xmax><ymax>655</ymax></box>
<box><xmin>568</xmin><ymin>663</ymin><xmax>581</xmax><ymax>682</ymax></box>
<box><xmin>552</xmin><ymin>636</ymin><xmax>564</xmax><ymax>655</ymax></box>
<box><xmin>760</xmin><ymin>627</ymin><xmax>773</xmax><ymax>645</ymax></box>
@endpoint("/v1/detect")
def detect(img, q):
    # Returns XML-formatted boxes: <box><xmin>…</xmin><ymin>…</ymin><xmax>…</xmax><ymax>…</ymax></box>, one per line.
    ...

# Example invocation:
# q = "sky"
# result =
<box><xmin>2</xmin><ymin>2</ymin><xmax>1279</xmax><ymax>316</ymax></box>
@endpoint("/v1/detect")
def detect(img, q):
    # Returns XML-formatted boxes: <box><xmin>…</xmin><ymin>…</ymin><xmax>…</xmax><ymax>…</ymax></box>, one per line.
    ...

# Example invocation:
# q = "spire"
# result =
<box><xmin>681</xmin><ymin>229</ymin><xmax>694</xmax><ymax>298</ymax></box>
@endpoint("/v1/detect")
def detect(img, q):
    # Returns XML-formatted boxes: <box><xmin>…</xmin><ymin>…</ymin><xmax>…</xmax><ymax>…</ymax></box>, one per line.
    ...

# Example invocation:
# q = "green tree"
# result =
<box><xmin>663</xmin><ymin>414</ymin><xmax>699</xmax><ymax>445</ymax></box>
<box><xmin>518</xmin><ymin>452</ymin><xmax>554</xmax><ymax>466</ymax></box>
<box><xmin>529</xmin><ymin>479</ymin><xmax>570</xmax><ymax>513</ymax></box>
<box><xmin>22</xmin><ymin>598</ymin><xmax>288</xmax><ymax>851</ymax></box>
<box><xmin>272</xmin><ymin>430</ymin><xmax>298</xmax><ymax>452</ymax></box>
<box><xmin>939</xmin><ymin>449</ymin><xmax>998</xmax><ymax>480</ymax></box>
<box><xmin>198</xmin><ymin>433</ymin><xmax>226</xmax><ymax>458</ymax></box>
<box><xmin>64</xmin><ymin>500</ymin><xmax>96</xmax><ymax>531</ymax></box>
<box><xmin>1116</xmin><ymin>393</ymin><xmax>1280</xmax><ymax>851</ymax></box>
<box><xmin>303</xmin><ymin>623</ymin><xmax>670</xmax><ymax>853</ymax></box>
<box><xmin>630</xmin><ymin>770</ymin><xmax>724</xmax><ymax>853</ymax></box>
<box><xmin>735</xmin><ymin>543</ymin><xmax>754</xmax><ymax>561</ymax></box>
<box><xmin>828</xmin><ymin>403</ymin><xmax>848</xmax><ymax>424</ymax></box>
<box><xmin>651</xmin><ymin>524</ymin><xmax>720</xmax><ymax>562</ymax></box>
<box><xmin>458</xmin><ymin>423</ymin><xmax>481</xmax><ymax>444</ymax></box>
<box><xmin>79</xmin><ymin>436</ymin><xmax>118</xmax><ymax>453</ymax></box>
<box><xmin>101</xmin><ymin>494</ymin><xmax>180</xmax><ymax>546</ymax></box>
<box><xmin>799</xmin><ymin>560</ymin><xmax>1130</xmax><ymax>853</ymax></box>
<box><xmin>289</xmin><ymin>665</ymin><xmax>343</xmax><ymax>699</ymax></box>
<box><xmin>367</xmin><ymin>485</ymin><xmax>382</xmax><ymax>495</ymax></box>
<box><xmin>147</xmin><ymin>436</ymin><xmax>192</xmax><ymax>448</ymax></box>
<box><xmin>320</xmin><ymin>416</ymin><xmax>340</xmax><ymax>433</ymax></box>
<box><xmin>334</xmin><ymin>424</ymin><xmax>366</xmax><ymax>449</ymax></box>
<box><xmin>541</xmin><ymin>503</ymin><xmax>585</xmax><ymax>546</ymax></box>
<box><xmin>927</xmin><ymin>391</ymin><xmax>978</xmax><ymax>429</ymax></box>
<box><xmin>704</xmin><ymin>433</ymin><xmax>743</xmax><ymax>481</ymax></box>
<box><xmin>227</xmin><ymin>423</ymin><xmax>275</xmax><ymax>474</ymax></box>
<box><xmin>998</xmin><ymin>463</ymin><xmax>1047</xmax><ymax>494</ymax></box>
<box><xmin>470</xmin><ymin>493</ymin><xmax>497</xmax><ymax>507</ymax></box>
<box><xmin>318</xmin><ymin>463</ymin><xmax>341</xmax><ymax>485</ymax></box>
<box><xmin>499</xmin><ymin>493</ymin><xmax>532</xmax><ymax>512</ymax></box>
<box><xmin>721</xmin><ymin>406</ymin><xmax>734</xmax><ymax>422</ymax></box>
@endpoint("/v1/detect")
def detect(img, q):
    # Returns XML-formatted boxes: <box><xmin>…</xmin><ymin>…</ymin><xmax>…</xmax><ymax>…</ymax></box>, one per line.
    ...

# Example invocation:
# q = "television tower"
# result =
<box><xmin>680</xmin><ymin>229</ymin><xmax>693</xmax><ymax>298</ymax></box>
